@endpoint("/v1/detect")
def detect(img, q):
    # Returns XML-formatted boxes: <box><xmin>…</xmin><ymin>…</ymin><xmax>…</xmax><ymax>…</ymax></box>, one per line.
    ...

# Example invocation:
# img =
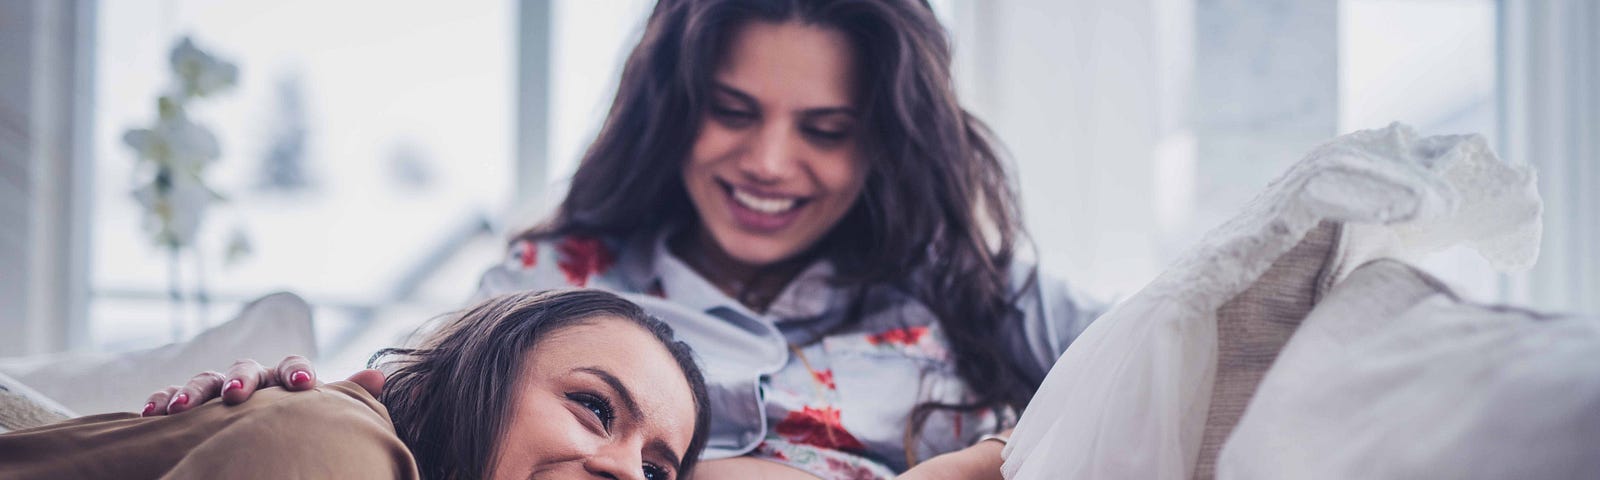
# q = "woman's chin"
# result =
<box><xmin>715</xmin><ymin>232</ymin><xmax>813</xmax><ymax>268</ymax></box>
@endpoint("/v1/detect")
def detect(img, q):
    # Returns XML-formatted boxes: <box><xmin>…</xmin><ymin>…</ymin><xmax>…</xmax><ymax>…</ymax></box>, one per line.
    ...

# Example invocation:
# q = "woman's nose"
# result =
<box><xmin>739</xmin><ymin>121</ymin><xmax>800</xmax><ymax>183</ymax></box>
<box><xmin>584</xmin><ymin>441</ymin><xmax>646</xmax><ymax>480</ymax></box>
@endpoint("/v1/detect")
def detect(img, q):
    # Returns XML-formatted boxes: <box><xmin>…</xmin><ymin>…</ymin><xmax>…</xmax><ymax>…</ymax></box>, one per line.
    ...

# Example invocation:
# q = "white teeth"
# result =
<box><xmin>731</xmin><ymin>188</ymin><xmax>799</xmax><ymax>214</ymax></box>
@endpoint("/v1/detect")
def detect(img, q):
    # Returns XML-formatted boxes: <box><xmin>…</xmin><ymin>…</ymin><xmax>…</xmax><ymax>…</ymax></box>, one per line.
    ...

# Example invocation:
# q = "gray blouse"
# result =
<box><xmin>476</xmin><ymin>229</ymin><xmax>1103</xmax><ymax>478</ymax></box>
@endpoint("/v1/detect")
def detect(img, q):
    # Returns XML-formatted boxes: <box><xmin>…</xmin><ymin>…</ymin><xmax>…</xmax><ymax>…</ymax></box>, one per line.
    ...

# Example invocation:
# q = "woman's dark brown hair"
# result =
<box><xmin>520</xmin><ymin>0</ymin><xmax>1036</xmax><ymax>465</ymax></box>
<box><xmin>369</xmin><ymin>289</ymin><xmax>712</xmax><ymax>479</ymax></box>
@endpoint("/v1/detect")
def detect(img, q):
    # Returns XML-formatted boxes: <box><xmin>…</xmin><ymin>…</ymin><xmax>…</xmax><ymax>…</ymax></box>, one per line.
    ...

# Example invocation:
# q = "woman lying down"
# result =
<box><xmin>0</xmin><ymin>289</ymin><xmax>711</xmax><ymax>480</ymax></box>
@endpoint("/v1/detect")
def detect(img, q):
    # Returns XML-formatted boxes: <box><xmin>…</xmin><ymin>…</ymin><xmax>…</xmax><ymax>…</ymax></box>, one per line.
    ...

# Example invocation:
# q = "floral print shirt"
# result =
<box><xmin>476</xmin><ymin>229</ymin><xmax>1104</xmax><ymax>478</ymax></box>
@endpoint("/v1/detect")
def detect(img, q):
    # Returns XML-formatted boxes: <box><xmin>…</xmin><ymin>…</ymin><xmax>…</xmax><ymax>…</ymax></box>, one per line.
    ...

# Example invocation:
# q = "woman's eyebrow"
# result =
<box><xmin>576</xmin><ymin>367</ymin><xmax>642</xmax><ymax>420</ymax></box>
<box><xmin>648</xmin><ymin>438</ymin><xmax>682</xmax><ymax>475</ymax></box>
<box><xmin>711</xmin><ymin>83</ymin><xmax>758</xmax><ymax>107</ymax></box>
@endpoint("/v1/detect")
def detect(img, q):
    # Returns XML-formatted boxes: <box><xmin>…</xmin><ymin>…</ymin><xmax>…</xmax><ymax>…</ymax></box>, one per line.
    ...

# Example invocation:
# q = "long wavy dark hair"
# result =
<box><xmin>518</xmin><ymin>0</ymin><xmax>1036</xmax><ymax>464</ymax></box>
<box><xmin>369</xmin><ymin>289</ymin><xmax>712</xmax><ymax>479</ymax></box>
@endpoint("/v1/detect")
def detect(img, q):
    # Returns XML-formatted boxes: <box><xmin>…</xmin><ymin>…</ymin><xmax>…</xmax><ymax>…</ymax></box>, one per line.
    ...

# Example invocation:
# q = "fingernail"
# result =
<box><xmin>290</xmin><ymin>370</ymin><xmax>311</xmax><ymax>386</ymax></box>
<box><xmin>223</xmin><ymin>379</ymin><xmax>243</xmax><ymax>393</ymax></box>
<box><xmin>168</xmin><ymin>393</ymin><xmax>189</xmax><ymax>411</ymax></box>
<box><xmin>142</xmin><ymin>402</ymin><xmax>156</xmax><ymax>416</ymax></box>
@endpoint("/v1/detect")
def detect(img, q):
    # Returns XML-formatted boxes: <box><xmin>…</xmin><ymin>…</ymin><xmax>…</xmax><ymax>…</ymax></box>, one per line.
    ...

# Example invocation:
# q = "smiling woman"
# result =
<box><xmin>0</xmin><ymin>289</ymin><xmax>711</xmax><ymax>480</ymax></box>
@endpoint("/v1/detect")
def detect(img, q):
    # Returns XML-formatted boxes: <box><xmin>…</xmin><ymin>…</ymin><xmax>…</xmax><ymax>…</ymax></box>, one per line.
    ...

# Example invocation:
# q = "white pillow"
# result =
<box><xmin>0</xmin><ymin>292</ymin><xmax>317</xmax><ymax>415</ymax></box>
<box><xmin>1218</xmin><ymin>260</ymin><xmax>1600</xmax><ymax>479</ymax></box>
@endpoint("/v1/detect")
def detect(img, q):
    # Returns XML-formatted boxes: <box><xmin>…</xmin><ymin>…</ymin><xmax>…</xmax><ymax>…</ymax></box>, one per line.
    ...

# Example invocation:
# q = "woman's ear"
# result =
<box><xmin>346</xmin><ymin>369</ymin><xmax>386</xmax><ymax>397</ymax></box>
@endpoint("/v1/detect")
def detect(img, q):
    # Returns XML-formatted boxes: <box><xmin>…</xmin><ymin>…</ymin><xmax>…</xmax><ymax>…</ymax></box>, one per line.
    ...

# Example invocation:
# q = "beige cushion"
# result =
<box><xmin>0</xmin><ymin>292</ymin><xmax>317</xmax><ymax>415</ymax></box>
<box><xmin>0</xmin><ymin>371</ymin><xmax>74</xmax><ymax>433</ymax></box>
<box><xmin>1192</xmin><ymin>220</ymin><xmax>1342</xmax><ymax>480</ymax></box>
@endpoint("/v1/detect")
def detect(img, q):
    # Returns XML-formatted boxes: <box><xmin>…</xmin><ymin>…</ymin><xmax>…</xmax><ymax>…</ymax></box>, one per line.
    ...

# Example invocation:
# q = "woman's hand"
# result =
<box><xmin>895</xmin><ymin>438</ymin><xmax>1006</xmax><ymax>480</ymax></box>
<box><xmin>140</xmin><ymin>356</ymin><xmax>320</xmax><ymax>416</ymax></box>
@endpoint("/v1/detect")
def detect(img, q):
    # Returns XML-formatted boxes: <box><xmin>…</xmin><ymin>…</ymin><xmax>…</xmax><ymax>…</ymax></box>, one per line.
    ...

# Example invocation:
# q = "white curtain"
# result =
<box><xmin>1501</xmin><ymin>0</ymin><xmax>1600</xmax><ymax>315</ymax></box>
<box><xmin>0</xmin><ymin>0</ymin><xmax>95</xmax><ymax>356</ymax></box>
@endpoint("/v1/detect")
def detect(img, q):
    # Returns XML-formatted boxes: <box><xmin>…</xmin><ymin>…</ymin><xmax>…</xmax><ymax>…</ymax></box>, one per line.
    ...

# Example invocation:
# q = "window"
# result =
<box><xmin>547</xmin><ymin>0</ymin><xmax>656</xmax><ymax>184</ymax></box>
<box><xmin>90</xmin><ymin>1</ymin><xmax>515</xmax><ymax>353</ymax></box>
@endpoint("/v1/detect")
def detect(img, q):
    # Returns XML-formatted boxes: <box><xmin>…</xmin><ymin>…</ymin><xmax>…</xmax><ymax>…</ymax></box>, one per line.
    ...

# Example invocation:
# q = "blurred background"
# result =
<box><xmin>2</xmin><ymin>0</ymin><xmax>1595</xmax><ymax>378</ymax></box>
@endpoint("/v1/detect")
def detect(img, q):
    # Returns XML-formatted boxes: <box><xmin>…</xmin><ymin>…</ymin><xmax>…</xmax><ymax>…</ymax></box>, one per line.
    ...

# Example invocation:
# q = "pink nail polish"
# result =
<box><xmin>142</xmin><ymin>402</ymin><xmax>156</xmax><ymax>416</ymax></box>
<box><xmin>168</xmin><ymin>393</ymin><xmax>189</xmax><ymax>411</ymax></box>
<box><xmin>290</xmin><ymin>370</ymin><xmax>311</xmax><ymax>386</ymax></box>
<box><xmin>224</xmin><ymin>379</ymin><xmax>243</xmax><ymax>393</ymax></box>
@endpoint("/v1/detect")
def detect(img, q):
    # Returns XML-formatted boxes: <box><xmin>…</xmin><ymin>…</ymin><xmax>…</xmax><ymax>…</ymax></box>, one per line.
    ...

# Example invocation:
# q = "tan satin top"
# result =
<box><xmin>0</xmin><ymin>381</ymin><xmax>419</xmax><ymax>479</ymax></box>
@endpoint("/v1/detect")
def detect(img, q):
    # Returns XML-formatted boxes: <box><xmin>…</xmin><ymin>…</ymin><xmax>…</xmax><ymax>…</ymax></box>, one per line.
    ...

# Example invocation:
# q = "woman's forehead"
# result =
<box><xmin>715</xmin><ymin>20</ymin><xmax>858</xmax><ymax>108</ymax></box>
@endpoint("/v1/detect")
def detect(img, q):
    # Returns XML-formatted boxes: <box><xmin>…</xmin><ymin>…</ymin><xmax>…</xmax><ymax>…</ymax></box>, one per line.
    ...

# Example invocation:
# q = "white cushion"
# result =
<box><xmin>0</xmin><ymin>292</ymin><xmax>317</xmax><ymax>415</ymax></box>
<box><xmin>1218</xmin><ymin>261</ymin><xmax>1600</xmax><ymax>479</ymax></box>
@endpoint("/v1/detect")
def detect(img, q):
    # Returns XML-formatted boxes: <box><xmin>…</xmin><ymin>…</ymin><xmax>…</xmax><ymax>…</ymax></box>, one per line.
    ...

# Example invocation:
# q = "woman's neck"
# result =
<box><xmin>669</xmin><ymin>227</ymin><xmax>815</xmax><ymax>313</ymax></box>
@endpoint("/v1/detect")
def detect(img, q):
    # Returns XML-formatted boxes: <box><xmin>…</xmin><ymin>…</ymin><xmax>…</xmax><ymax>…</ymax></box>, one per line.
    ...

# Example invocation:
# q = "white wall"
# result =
<box><xmin>950</xmin><ymin>0</ymin><xmax>1338</xmax><ymax>301</ymax></box>
<box><xmin>954</xmin><ymin>0</ymin><xmax>1541</xmax><ymax>306</ymax></box>
<box><xmin>952</xmin><ymin>0</ymin><xmax>1195</xmax><ymax>299</ymax></box>
<box><xmin>1193</xmin><ymin>0</ymin><xmax>1339</xmax><ymax>242</ymax></box>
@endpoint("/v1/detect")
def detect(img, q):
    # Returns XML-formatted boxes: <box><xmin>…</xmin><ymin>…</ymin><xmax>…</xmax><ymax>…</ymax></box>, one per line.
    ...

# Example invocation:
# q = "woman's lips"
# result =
<box><xmin>721</xmin><ymin>181</ymin><xmax>808</xmax><ymax>233</ymax></box>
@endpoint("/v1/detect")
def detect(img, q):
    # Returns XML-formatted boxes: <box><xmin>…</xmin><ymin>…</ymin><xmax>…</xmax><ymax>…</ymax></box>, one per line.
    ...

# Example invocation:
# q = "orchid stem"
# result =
<box><xmin>168</xmin><ymin>244</ymin><xmax>184</xmax><ymax>342</ymax></box>
<box><xmin>195</xmin><ymin>247</ymin><xmax>209</xmax><ymax>329</ymax></box>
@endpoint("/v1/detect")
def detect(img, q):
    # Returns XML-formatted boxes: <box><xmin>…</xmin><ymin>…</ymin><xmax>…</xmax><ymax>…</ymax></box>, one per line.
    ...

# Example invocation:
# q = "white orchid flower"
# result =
<box><xmin>133</xmin><ymin>171</ymin><xmax>221</xmax><ymax>248</ymax></box>
<box><xmin>122</xmin><ymin>98</ymin><xmax>221</xmax><ymax>172</ymax></box>
<box><xmin>170</xmin><ymin>37</ymin><xmax>238</xmax><ymax>98</ymax></box>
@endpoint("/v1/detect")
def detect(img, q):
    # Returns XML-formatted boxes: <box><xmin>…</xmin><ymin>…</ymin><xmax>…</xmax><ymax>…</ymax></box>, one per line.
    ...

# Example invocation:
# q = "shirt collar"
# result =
<box><xmin>632</xmin><ymin>226</ymin><xmax>840</xmax><ymax>322</ymax></box>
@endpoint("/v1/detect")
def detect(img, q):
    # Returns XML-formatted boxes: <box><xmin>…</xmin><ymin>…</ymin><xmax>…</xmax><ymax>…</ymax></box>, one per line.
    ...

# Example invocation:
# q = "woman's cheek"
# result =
<box><xmin>689</xmin><ymin>123</ymin><xmax>743</xmax><ymax>165</ymax></box>
<box><xmin>495</xmin><ymin>398</ymin><xmax>591</xmax><ymax>476</ymax></box>
<box><xmin>819</xmin><ymin>152</ymin><xmax>867</xmax><ymax>207</ymax></box>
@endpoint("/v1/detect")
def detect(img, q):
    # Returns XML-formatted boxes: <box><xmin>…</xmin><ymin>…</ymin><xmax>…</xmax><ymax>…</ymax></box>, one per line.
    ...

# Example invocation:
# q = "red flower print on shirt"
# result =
<box><xmin>774</xmin><ymin>406</ymin><xmax>866</xmax><ymax>452</ymax></box>
<box><xmin>866</xmin><ymin>326</ymin><xmax>928</xmax><ymax>347</ymax></box>
<box><xmin>556</xmin><ymin>236</ymin><xmax>615</xmax><ymax>286</ymax></box>
<box><xmin>811</xmin><ymin>369</ymin><xmax>836</xmax><ymax>390</ymax></box>
<box><xmin>511</xmin><ymin>240</ymin><xmax>538</xmax><ymax>269</ymax></box>
<box><xmin>756</xmin><ymin>442</ymin><xmax>790</xmax><ymax>462</ymax></box>
<box><xmin>824</xmin><ymin>457</ymin><xmax>883</xmax><ymax>480</ymax></box>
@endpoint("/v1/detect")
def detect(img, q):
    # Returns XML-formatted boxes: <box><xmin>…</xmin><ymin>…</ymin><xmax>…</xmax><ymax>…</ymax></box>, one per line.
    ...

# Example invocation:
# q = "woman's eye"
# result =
<box><xmin>643</xmin><ymin>463</ymin><xmax>668</xmax><ymax>480</ymax></box>
<box><xmin>710</xmin><ymin>106</ymin><xmax>756</xmax><ymax>126</ymax></box>
<box><xmin>566</xmin><ymin>392</ymin><xmax>615</xmax><ymax>430</ymax></box>
<box><xmin>803</xmin><ymin>126</ymin><xmax>851</xmax><ymax>144</ymax></box>
<box><xmin>800</xmin><ymin>124</ymin><xmax>851</xmax><ymax>145</ymax></box>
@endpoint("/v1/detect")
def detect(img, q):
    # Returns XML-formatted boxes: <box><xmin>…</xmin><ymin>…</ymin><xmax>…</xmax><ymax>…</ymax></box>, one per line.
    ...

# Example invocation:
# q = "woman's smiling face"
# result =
<box><xmin>490</xmin><ymin>316</ymin><xmax>697</xmax><ymax>480</ymax></box>
<box><xmin>682</xmin><ymin>20</ymin><xmax>867</xmax><ymax>267</ymax></box>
